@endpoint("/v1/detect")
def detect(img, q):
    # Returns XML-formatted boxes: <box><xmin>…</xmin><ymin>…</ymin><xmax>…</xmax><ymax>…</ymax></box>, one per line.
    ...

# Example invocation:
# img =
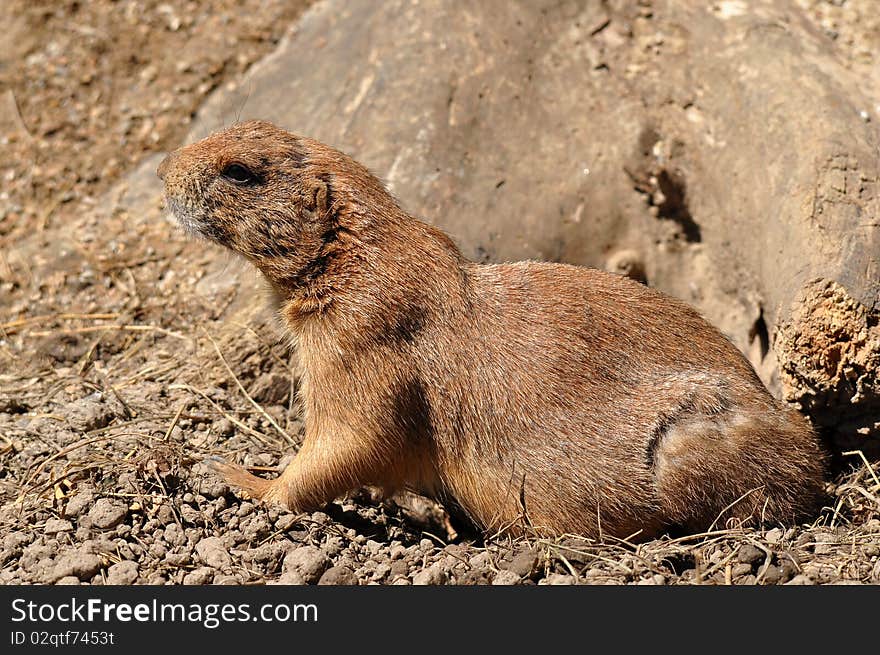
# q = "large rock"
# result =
<box><xmin>175</xmin><ymin>0</ymin><xmax>878</xmax><ymax>451</ymax></box>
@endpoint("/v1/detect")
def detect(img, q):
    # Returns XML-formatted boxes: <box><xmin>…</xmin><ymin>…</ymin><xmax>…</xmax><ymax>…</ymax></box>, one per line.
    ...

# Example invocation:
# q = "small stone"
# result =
<box><xmin>275</xmin><ymin>514</ymin><xmax>299</xmax><ymax>532</ymax></box>
<box><xmin>785</xmin><ymin>574</ymin><xmax>816</xmax><ymax>586</ymax></box>
<box><xmin>164</xmin><ymin>552</ymin><xmax>191</xmax><ymax>567</ymax></box>
<box><xmin>249</xmin><ymin>373</ymin><xmax>290</xmax><ymax>404</ymax></box>
<box><xmin>389</xmin><ymin>560</ymin><xmax>409</xmax><ymax>580</ymax></box>
<box><xmin>813</xmin><ymin>533</ymin><xmax>836</xmax><ymax>555</ymax></box>
<box><xmin>51</xmin><ymin>552</ymin><xmax>103</xmax><ymax>582</ymax></box>
<box><xmin>214</xmin><ymin>418</ymin><xmax>234</xmax><ymax>437</ymax></box>
<box><xmin>318</xmin><ymin>565</ymin><xmax>358</xmax><ymax>585</ymax></box>
<box><xmin>44</xmin><ymin>518</ymin><xmax>74</xmax><ymax>534</ymax></box>
<box><xmin>419</xmin><ymin>538</ymin><xmax>435</xmax><ymax>552</ymax></box>
<box><xmin>540</xmin><ymin>573</ymin><xmax>575</xmax><ymax>585</ymax></box>
<box><xmin>764</xmin><ymin>528</ymin><xmax>783</xmax><ymax>545</ymax></box>
<box><xmin>156</xmin><ymin>504</ymin><xmax>175</xmax><ymax>525</ymax></box>
<box><xmin>503</xmin><ymin>549</ymin><xmax>538</xmax><ymax>577</ymax></box>
<box><xmin>195</xmin><ymin>537</ymin><xmax>232</xmax><ymax>569</ymax></box>
<box><xmin>213</xmin><ymin>574</ymin><xmax>240</xmax><ymax>585</ymax></box>
<box><xmin>276</xmin><ymin>570</ymin><xmax>306</xmax><ymax>585</ymax></box>
<box><xmin>760</xmin><ymin>565</ymin><xmax>785</xmax><ymax>585</ymax></box>
<box><xmin>731</xmin><ymin>563</ymin><xmax>753</xmax><ymax>578</ymax></box>
<box><xmin>183</xmin><ymin>567</ymin><xmax>214</xmax><ymax>585</ymax></box>
<box><xmin>458</xmin><ymin>569</ymin><xmax>491</xmax><ymax>585</ymax></box>
<box><xmin>199</xmin><ymin>477</ymin><xmax>229</xmax><ymax>499</ymax></box>
<box><xmin>492</xmin><ymin>570</ymin><xmax>521</xmax><ymax>586</ymax></box>
<box><xmin>310</xmin><ymin>511</ymin><xmax>330</xmax><ymax>524</ymax></box>
<box><xmin>242</xmin><ymin>514</ymin><xmax>271</xmax><ymax>540</ymax></box>
<box><xmin>63</xmin><ymin>398</ymin><xmax>114</xmax><ymax>432</ymax></box>
<box><xmin>163</xmin><ymin>523</ymin><xmax>187</xmax><ymax>546</ymax></box>
<box><xmin>585</xmin><ymin>568</ymin><xmax>612</xmax><ymax>583</ymax></box>
<box><xmin>605</xmin><ymin>249</ymin><xmax>647</xmax><ymax>284</ymax></box>
<box><xmin>179</xmin><ymin>504</ymin><xmax>201</xmax><ymax>524</ymax></box>
<box><xmin>65</xmin><ymin>490</ymin><xmax>95</xmax><ymax>518</ymax></box>
<box><xmin>636</xmin><ymin>574</ymin><xmax>666</xmax><ymax>585</ymax></box>
<box><xmin>106</xmin><ymin>560</ymin><xmax>139</xmax><ymax>585</ymax></box>
<box><xmin>777</xmin><ymin>554</ymin><xmax>799</xmax><ymax>581</ymax></box>
<box><xmin>736</xmin><ymin>544</ymin><xmax>764</xmax><ymax>565</ymax></box>
<box><xmin>324</xmin><ymin>537</ymin><xmax>344</xmax><ymax>557</ymax></box>
<box><xmin>468</xmin><ymin>551</ymin><xmax>492</xmax><ymax>568</ymax></box>
<box><xmin>3</xmin><ymin>532</ymin><xmax>30</xmax><ymax>551</ymax></box>
<box><xmin>55</xmin><ymin>576</ymin><xmax>81</xmax><ymax>585</ymax></box>
<box><xmin>149</xmin><ymin>542</ymin><xmax>168</xmax><ymax>559</ymax></box>
<box><xmin>412</xmin><ymin>562</ymin><xmax>448</xmax><ymax>585</ymax></box>
<box><xmin>282</xmin><ymin>546</ymin><xmax>329</xmax><ymax>584</ymax></box>
<box><xmin>801</xmin><ymin>562</ymin><xmax>835</xmax><ymax>584</ymax></box>
<box><xmin>372</xmin><ymin>562</ymin><xmax>391</xmax><ymax>582</ymax></box>
<box><xmin>88</xmin><ymin>499</ymin><xmax>128</xmax><ymax>529</ymax></box>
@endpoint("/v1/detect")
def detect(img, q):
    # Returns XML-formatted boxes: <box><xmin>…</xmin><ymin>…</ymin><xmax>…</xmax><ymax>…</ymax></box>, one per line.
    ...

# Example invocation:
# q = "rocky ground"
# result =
<box><xmin>1</xmin><ymin>0</ymin><xmax>879</xmax><ymax>585</ymax></box>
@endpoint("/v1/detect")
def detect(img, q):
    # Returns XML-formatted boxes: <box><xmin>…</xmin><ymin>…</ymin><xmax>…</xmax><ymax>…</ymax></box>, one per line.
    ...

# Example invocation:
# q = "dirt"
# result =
<box><xmin>1</xmin><ymin>0</ymin><xmax>878</xmax><ymax>585</ymax></box>
<box><xmin>795</xmin><ymin>0</ymin><xmax>880</xmax><ymax>100</ymax></box>
<box><xmin>776</xmin><ymin>279</ymin><xmax>880</xmax><ymax>457</ymax></box>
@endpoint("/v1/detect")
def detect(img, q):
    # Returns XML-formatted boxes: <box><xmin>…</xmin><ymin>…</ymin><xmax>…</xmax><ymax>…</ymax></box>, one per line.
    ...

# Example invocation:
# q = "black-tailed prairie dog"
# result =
<box><xmin>157</xmin><ymin>120</ymin><xmax>826</xmax><ymax>539</ymax></box>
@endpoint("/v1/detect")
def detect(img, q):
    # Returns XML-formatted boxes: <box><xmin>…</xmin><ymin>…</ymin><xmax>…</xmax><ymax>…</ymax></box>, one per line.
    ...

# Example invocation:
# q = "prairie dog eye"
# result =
<box><xmin>221</xmin><ymin>163</ymin><xmax>258</xmax><ymax>185</ymax></box>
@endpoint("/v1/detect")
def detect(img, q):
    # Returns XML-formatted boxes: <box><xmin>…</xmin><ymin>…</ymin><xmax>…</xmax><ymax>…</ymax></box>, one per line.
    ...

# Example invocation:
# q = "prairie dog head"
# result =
<box><xmin>157</xmin><ymin>120</ymin><xmax>394</xmax><ymax>288</ymax></box>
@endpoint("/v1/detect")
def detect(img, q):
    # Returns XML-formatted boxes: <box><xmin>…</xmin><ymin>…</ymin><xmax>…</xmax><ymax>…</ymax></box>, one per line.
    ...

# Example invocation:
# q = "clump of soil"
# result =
<box><xmin>776</xmin><ymin>279</ymin><xmax>880</xmax><ymax>457</ymax></box>
<box><xmin>1</xmin><ymin>0</ymin><xmax>878</xmax><ymax>585</ymax></box>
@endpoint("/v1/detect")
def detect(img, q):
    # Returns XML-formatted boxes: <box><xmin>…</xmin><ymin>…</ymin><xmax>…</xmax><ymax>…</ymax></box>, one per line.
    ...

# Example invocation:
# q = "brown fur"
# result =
<box><xmin>157</xmin><ymin>120</ymin><xmax>827</xmax><ymax>539</ymax></box>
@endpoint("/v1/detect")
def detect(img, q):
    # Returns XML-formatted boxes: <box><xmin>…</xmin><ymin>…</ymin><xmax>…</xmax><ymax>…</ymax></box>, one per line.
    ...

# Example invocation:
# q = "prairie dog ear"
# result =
<box><xmin>303</xmin><ymin>177</ymin><xmax>330</xmax><ymax>216</ymax></box>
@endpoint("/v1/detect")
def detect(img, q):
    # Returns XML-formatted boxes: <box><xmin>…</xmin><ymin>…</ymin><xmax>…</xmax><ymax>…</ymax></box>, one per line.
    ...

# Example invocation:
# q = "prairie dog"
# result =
<box><xmin>157</xmin><ymin>120</ymin><xmax>826</xmax><ymax>539</ymax></box>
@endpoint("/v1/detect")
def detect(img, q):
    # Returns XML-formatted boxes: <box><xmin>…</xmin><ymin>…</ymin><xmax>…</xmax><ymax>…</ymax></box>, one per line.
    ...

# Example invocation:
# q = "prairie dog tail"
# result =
<box><xmin>652</xmin><ymin>405</ymin><xmax>826</xmax><ymax>531</ymax></box>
